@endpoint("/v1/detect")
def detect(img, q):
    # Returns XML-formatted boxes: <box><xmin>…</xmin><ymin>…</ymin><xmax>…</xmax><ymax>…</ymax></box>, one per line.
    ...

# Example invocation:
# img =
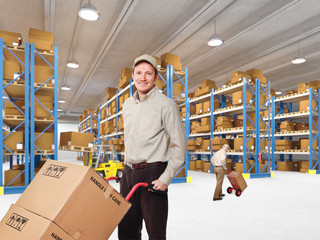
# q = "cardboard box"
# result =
<box><xmin>203</xmin><ymin>161</ymin><xmax>211</xmax><ymax>173</ymax></box>
<box><xmin>286</xmin><ymin>90</ymin><xmax>297</xmax><ymax>95</ymax></box>
<box><xmin>300</xmin><ymin>139</ymin><xmax>318</xmax><ymax>150</ymax></box>
<box><xmin>34</xmin><ymin>65</ymin><xmax>54</xmax><ymax>84</ymax></box>
<box><xmin>188</xmin><ymin>140</ymin><xmax>195</xmax><ymax>146</ymax></box>
<box><xmin>5</xmin><ymin>99</ymin><xmax>24</xmax><ymax>116</ymax></box>
<box><xmin>202</xmin><ymin>139</ymin><xmax>211</xmax><ymax>151</ymax></box>
<box><xmin>234</xmin><ymin>138</ymin><xmax>255</xmax><ymax>151</ymax></box>
<box><xmin>194</xmin><ymin>86</ymin><xmax>202</xmax><ymax>97</ymax></box>
<box><xmin>232</xmin><ymin>90</ymin><xmax>254</xmax><ymax>105</ymax></box>
<box><xmin>296</xmin><ymin>123</ymin><xmax>308</xmax><ymax>130</ymax></box>
<box><xmin>35</xmin><ymin>132</ymin><xmax>54</xmax><ymax>150</ymax></box>
<box><xmin>297</xmin><ymin>82</ymin><xmax>312</xmax><ymax>93</ymax></box>
<box><xmin>299</xmin><ymin>99</ymin><xmax>317</xmax><ymax>112</ymax></box>
<box><xmin>29</xmin><ymin>28</ymin><xmax>53</xmax><ymax>51</ymax></box>
<box><xmin>229</xmin><ymin>171</ymin><xmax>247</xmax><ymax>191</ymax></box>
<box><xmin>60</xmin><ymin>132</ymin><xmax>94</xmax><ymax>148</ymax></box>
<box><xmin>196</xmin><ymin>103</ymin><xmax>203</xmax><ymax>115</ymax></box>
<box><xmin>3</xmin><ymin>131</ymin><xmax>24</xmax><ymax>151</ymax></box>
<box><xmin>188</xmin><ymin>146</ymin><xmax>196</xmax><ymax>151</ymax></box>
<box><xmin>0</xmin><ymin>30</ymin><xmax>22</xmax><ymax>46</ymax></box>
<box><xmin>190</xmin><ymin>161</ymin><xmax>196</xmax><ymax>170</ymax></box>
<box><xmin>156</xmin><ymin>79</ymin><xmax>166</xmax><ymax>90</ymax></box>
<box><xmin>212</xmin><ymin>138</ymin><xmax>229</xmax><ymax>151</ymax></box>
<box><xmin>231</xmin><ymin>73</ymin><xmax>252</xmax><ymax>84</ymax></box>
<box><xmin>173</xmin><ymin>83</ymin><xmax>184</xmax><ymax>98</ymax></box>
<box><xmin>5</xmin><ymin>169</ymin><xmax>25</xmax><ymax>186</ymax></box>
<box><xmin>235</xmin><ymin>163</ymin><xmax>250</xmax><ymax>173</ymax></box>
<box><xmin>201</xmin><ymin>79</ymin><xmax>216</xmax><ymax>89</ymax></box>
<box><xmin>160</xmin><ymin>53</ymin><xmax>182</xmax><ymax>71</ymax></box>
<box><xmin>277</xmin><ymin>161</ymin><xmax>294</xmax><ymax>171</ymax></box>
<box><xmin>231</xmin><ymin>71</ymin><xmax>247</xmax><ymax>78</ymax></box>
<box><xmin>196</xmin><ymin>160</ymin><xmax>203</xmax><ymax>171</ymax></box>
<box><xmin>195</xmin><ymin>137</ymin><xmax>203</xmax><ymax>146</ymax></box>
<box><xmin>0</xmin><ymin>204</ymin><xmax>74</xmax><ymax>240</ymax></box>
<box><xmin>15</xmin><ymin>160</ymin><xmax>131</xmax><ymax>240</ymax></box>
<box><xmin>106</xmin><ymin>87</ymin><xmax>117</xmax><ymax>100</ymax></box>
<box><xmin>34</xmin><ymin>101</ymin><xmax>53</xmax><ymax>118</ymax></box>
<box><xmin>3</xmin><ymin>60</ymin><xmax>20</xmax><ymax>80</ymax></box>
<box><xmin>246</xmin><ymin>69</ymin><xmax>265</xmax><ymax>83</ymax></box>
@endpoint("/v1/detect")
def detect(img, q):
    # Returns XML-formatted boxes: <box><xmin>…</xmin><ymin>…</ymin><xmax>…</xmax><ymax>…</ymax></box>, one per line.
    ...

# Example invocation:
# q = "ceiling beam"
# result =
<box><xmin>66</xmin><ymin>0</ymin><xmax>137</xmax><ymax>114</ymax></box>
<box><xmin>44</xmin><ymin>0</ymin><xmax>55</xmax><ymax>33</ymax></box>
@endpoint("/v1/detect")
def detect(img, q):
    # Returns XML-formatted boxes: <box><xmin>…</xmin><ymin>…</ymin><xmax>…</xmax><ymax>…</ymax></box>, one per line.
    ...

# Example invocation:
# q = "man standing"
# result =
<box><xmin>118</xmin><ymin>54</ymin><xmax>187</xmax><ymax>240</ymax></box>
<box><xmin>211</xmin><ymin>144</ymin><xmax>230</xmax><ymax>201</ymax></box>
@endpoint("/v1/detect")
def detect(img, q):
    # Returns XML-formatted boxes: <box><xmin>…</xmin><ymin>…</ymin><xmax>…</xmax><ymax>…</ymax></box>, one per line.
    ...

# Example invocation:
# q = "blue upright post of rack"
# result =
<box><xmin>210</xmin><ymin>89</ymin><xmax>215</xmax><ymax>173</ymax></box>
<box><xmin>0</xmin><ymin>39</ymin><xmax>3</xmax><ymax>194</ymax></box>
<box><xmin>271</xmin><ymin>96</ymin><xmax>276</xmax><ymax>170</ymax></box>
<box><xmin>242</xmin><ymin>78</ymin><xmax>247</xmax><ymax>174</ymax></box>
<box><xmin>54</xmin><ymin>46</ymin><xmax>58</xmax><ymax>160</ymax></box>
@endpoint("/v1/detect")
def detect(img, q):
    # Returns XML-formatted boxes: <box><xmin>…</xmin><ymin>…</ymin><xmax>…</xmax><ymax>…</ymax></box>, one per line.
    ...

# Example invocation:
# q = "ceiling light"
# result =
<box><xmin>208</xmin><ymin>20</ymin><xmax>224</xmax><ymax>47</ymax></box>
<box><xmin>58</xmin><ymin>97</ymin><xmax>66</xmax><ymax>103</ymax></box>
<box><xmin>208</xmin><ymin>34</ymin><xmax>224</xmax><ymax>47</ymax></box>
<box><xmin>66</xmin><ymin>59</ymin><xmax>80</xmax><ymax>69</ymax></box>
<box><xmin>61</xmin><ymin>84</ymin><xmax>71</xmax><ymax>91</ymax></box>
<box><xmin>275</xmin><ymin>91</ymin><xmax>282</xmax><ymax>95</ymax></box>
<box><xmin>78</xmin><ymin>2</ymin><xmax>99</xmax><ymax>21</ymax></box>
<box><xmin>58</xmin><ymin>108</ymin><xmax>63</xmax><ymax>112</ymax></box>
<box><xmin>291</xmin><ymin>42</ymin><xmax>306</xmax><ymax>64</ymax></box>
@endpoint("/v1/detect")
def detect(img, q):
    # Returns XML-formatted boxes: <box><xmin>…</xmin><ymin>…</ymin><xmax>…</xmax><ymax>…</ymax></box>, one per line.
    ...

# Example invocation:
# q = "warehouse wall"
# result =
<box><xmin>58</xmin><ymin>122</ymin><xmax>78</xmax><ymax>161</ymax></box>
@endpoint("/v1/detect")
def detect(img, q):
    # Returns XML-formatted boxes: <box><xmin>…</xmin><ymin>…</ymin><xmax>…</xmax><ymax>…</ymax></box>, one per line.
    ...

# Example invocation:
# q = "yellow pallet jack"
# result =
<box><xmin>84</xmin><ymin>145</ymin><xmax>124</xmax><ymax>179</ymax></box>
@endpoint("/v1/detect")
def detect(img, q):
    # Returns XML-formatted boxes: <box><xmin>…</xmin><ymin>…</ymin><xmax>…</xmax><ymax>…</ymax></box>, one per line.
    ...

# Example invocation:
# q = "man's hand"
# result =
<box><xmin>151</xmin><ymin>179</ymin><xmax>168</xmax><ymax>191</ymax></box>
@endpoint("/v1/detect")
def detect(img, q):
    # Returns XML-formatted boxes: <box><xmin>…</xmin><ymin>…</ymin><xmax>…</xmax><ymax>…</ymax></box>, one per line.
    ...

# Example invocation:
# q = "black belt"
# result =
<box><xmin>215</xmin><ymin>166</ymin><xmax>223</xmax><ymax>167</ymax></box>
<box><xmin>131</xmin><ymin>162</ymin><xmax>164</xmax><ymax>170</ymax></box>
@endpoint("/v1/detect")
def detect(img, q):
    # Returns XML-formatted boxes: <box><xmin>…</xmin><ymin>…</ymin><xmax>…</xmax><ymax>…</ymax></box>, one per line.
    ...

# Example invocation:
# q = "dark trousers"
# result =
<box><xmin>118</xmin><ymin>164</ymin><xmax>168</xmax><ymax>240</ymax></box>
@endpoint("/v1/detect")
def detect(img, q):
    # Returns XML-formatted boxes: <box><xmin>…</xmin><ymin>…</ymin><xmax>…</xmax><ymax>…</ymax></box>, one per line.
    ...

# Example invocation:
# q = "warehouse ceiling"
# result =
<box><xmin>1</xmin><ymin>0</ymin><xmax>320</xmax><ymax>122</ymax></box>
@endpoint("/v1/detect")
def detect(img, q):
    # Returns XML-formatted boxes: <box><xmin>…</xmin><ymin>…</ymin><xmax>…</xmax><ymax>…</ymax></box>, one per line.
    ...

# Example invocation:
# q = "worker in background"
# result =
<box><xmin>211</xmin><ymin>144</ymin><xmax>230</xmax><ymax>201</ymax></box>
<box><xmin>118</xmin><ymin>54</ymin><xmax>187</xmax><ymax>240</ymax></box>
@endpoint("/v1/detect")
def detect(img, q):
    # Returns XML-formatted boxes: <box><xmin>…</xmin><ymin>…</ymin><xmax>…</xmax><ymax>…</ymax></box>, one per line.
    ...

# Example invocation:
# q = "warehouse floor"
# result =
<box><xmin>1</xmin><ymin>158</ymin><xmax>319</xmax><ymax>240</ymax></box>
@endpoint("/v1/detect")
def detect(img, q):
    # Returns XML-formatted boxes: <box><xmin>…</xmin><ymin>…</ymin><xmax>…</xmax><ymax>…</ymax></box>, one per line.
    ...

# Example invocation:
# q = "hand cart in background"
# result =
<box><xmin>226</xmin><ymin>168</ymin><xmax>247</xmax><ymax>197</ymax></box>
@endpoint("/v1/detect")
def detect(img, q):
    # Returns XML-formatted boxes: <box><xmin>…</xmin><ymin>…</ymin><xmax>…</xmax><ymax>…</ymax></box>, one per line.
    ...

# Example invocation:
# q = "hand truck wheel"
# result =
<box><xmin>235</xmin><ymin>189</ymin><xmax>242</xmax><ymax>197</ymax></box>
<box><xmin>227</xmin><ymin>187</ymin><xmax>233</xmax><ymax>194</ymax></box>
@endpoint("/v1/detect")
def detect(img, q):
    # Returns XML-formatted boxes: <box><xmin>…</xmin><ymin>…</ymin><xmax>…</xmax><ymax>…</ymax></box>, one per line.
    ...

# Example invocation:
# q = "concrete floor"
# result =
<box><xmin>1</xmin><ymin>158</ymin><xmax>320</xmax><ymax>240</ymax></box>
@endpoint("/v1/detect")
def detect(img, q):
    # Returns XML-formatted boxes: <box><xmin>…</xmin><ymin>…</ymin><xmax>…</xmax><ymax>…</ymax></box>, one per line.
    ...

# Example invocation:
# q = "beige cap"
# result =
<box><xmin>223</xmin><ymin>144</ymin><xmax>230</xmax><ymax>149</ymax></box>
<box><xmin>133</xmin><ymin>54</ymin><xmax>157</xmax><ymax>69</ymax></box>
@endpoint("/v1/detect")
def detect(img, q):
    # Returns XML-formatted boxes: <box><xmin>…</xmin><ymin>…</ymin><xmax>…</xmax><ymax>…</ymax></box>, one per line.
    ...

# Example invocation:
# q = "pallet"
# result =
<box><xmin>158</xmin><ymin>67</ymin><xmax>185</xmax><ymax>75</ymax></box>
<box><xmin>35</xmin><ymin>150</ymin><xmax>55</xmax><ymax>155</ymax></box>
<box><xmin>3</xmin><ymin>115</ymin><xmax>25</xmax><ymax>120</ymax></box>
<box><xmin>34</xmin><ymin>116</ymin><xmax>54</xmax><ymax>121</ymax></box>
<box><xmin>3</xmin><ymin>150</ymin><xmax>25</xmax><ymax>156</ymax></box>
<box><xmin>59</xmin><ymin>145</ymin><xmax>93</xmax><ymax>152</ymax></box>
<box><xmin>34</xmin><ymin>82</ymin><xmax>54</xmax><ymax>88</ymax></box>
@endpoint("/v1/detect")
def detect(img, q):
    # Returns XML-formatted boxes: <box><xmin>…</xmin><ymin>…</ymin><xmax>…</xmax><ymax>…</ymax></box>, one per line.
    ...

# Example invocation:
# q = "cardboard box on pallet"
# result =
<box><xmin>297</xmin><ymin>82</ymin><xmax>313</xmax><ymax>93</ymax></box>
<box><xmin>194</xmin><ymin>86</ymin><xmax>202</xmax><ymax>97</ymax></box>
<box><xmin>203</xmin><ymin>161</ymin><xmax>211</xmax><ymax>173</ymax></box>
<box><xmin>160</xmin><ymin>53</ymin><xmax>182</xmax><ymax>71</ymax></box>
<box><xmin>246</xmin><ymin>69</ymin><xmax>266</xmax><ymax>84</ymax></box>
<box><xmin>34</xmin><ymin>132</ymin><xmax>54</xmax><ymax>150</ymax></box>
<box><xmin>201</xmin><ymin>79</ymin><xmax>216</xmax><ymax>89</ymax></box>
<box><xmin>119</xmin><ymin>68</ymin><xmax>132</xmax><ymax>89</ymax></box>
<box><xmin>4</xmin><ymin>164</ymin><xmax>25</xmax><ymax>186</ymax></box>
<box><xmin>212</xmin><ymin>138</ymin><xmax>229</xmax><ymax>151</ymax></box>
<box><xmin>15</xmin><ymin>160</ymin><xmax>131</xmax><ymax>240</ymax></box>
<box><xmin>0</xmin><ymin>30</ymin><xmax>22</xmax><ymax>46</ymax></box>
<box><xmin>235</xmin><ymin>163</ymin><xmax>250</xmax><ymax>173</ymax></box>
<box><xmin>299</xmin><ymin>99</ymin><xmax>317</xmax><ymax>112</ymax></box>
<box><xmin>296</xmin><ymin>123</ymin><xmax>308</xmax><ymax>130</ymax></box>
<box><xmin>3</xmin><ymin>131</ymin><xmax>24</xmax><ymax>151</ymax></box>
<box><xmin>190</xmin><ymin>161</ymin><xmax>196</xmax><ymax>170</ymax></box>
<box><xmin>275</xmin><ymin>140</ymin><xmax>292</xmax><ymax>150</ymax></box>
<box><xmin>196</xmin><ymin>102</ymin><xmax>203</xmax><ymax>115</ymax></box>
<box><xmin>4</xmin><ymin>99</ymin><xmax>24</xmax><ymax>116</ymax></box>
<box><xmin>286</xmin><ymin>89</ymin><xmax>297</xmax><ymax>95</ymax></box>
<box><xmin>234</xmin><ymin>138</ymin><xmax>255</xmax><ymax>151</ymax></box>
<box><xmin>196</xmin><ymin>160</ymin><xmax>203</xmax><ymax>171</ymax></box>
<box><xmin>231</xmin><ymin>73</ymin><xmax>252</xmax><ymax>84</ymax></box>
<box><xmin>300</xmin><ymin>138</ymin><xmax>318</xmax><ymax>150</ymax></box>
<box><xmin>60</xmin><ymin>132</ymin><xmax>94</xmax><ymax>148</ymax></box>
<box><xmin>277</xmin><ymin>161</ymin><xmax>294</xmax><ymax>171</ymax></box>
<box><xmin>280</xmin><ymin>121</ymin><xmax>296</xmax><ymax>132</ymax></box>
<box><xmin>0</xmin><ymin>204</ymin><xmax>74</xmax><ymax>240</ymax></box>
<box><xmin>202</xmin><ymin>139</ymin><xmax>211</xmax><ymax>151</ymax></box>
<box><xmin>232</xmin><ymin>90</ymin><xmax>254</xmax><ymax>105</ymax></box>
<box><xmin>3</xmin><ymin>60</ymin><xmax>20</xmax><ymax>80</ymax></box>
<box><xmin>173</xmin><ymin>83</ymin><xmax>184</xmax><ymax>98</ymax></box>
<box><xmin>106</xmin><ymin>87</ymin><xmax>118</xmax><ymax>100</ymax></box>
<box><xmin>34</xmin><ymin>65</ymin><xmax>54</xmax><ymax>84</ymax></box>
<box><xmin>29</xmin><ymin>28</ymin><xmax>53</xmax><ymax>51</ymax></box>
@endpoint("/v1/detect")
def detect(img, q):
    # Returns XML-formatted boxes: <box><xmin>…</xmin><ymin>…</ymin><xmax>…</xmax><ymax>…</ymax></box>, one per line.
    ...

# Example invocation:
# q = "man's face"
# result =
<box><xmin>133</xmin><ymin>62</ymin><xmax>158</xmax><ymax>96</ymax></box>
<box><xmin>223</xmin><ymin>146</ymin><xmax>229</xmax><ymax>152</ymax></box>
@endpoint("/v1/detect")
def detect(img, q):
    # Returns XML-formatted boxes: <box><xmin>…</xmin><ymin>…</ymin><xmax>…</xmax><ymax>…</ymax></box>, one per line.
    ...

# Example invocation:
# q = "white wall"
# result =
<box><xmin>58</xmin><ymin>122</ymin><xmax>79</xmax><ymax>161</ymax></box>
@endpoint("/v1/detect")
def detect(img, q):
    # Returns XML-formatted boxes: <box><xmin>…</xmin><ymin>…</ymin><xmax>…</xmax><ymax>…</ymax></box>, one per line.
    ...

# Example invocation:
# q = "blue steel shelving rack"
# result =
<box><xmin>186</xmin><ymin>78</ymin><xmax>272</xmax><ymax>179</ymax></box>
<box><xmin>271</xmin><ymin>88</ymin><xmax>320</xmax><ymax>174</ymax></box>
<box><xmin>30</xmin><ymin>43</ymin><xmax>58</xmax><ymax>182</ymax></box>
<box><xmin>0</xmin><ymin>39</ymin><xmax>29</xmax><ymax>194</ymax></box>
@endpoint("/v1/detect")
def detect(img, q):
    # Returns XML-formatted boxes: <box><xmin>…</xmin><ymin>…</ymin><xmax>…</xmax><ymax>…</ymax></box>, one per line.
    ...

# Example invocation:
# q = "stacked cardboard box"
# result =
<box><xmin>189</xmin><ymin>161</ymin><xmax>196</xmax><ymax>170</ymax></box>
<box><xmin>300</xmin><ymin>138</ymin><xmax>318</xmax><ymax>150</ymax></box>
<box><xmin>216</xmin><ymin>116</ymin><xmax>233</xmax><ymax>130</ymax></box>
<box><xmin>196</xmin><ymin>160</ymin><xmax>204</xmax><ymax>171</ymax></box>
<box><xmin>296</xmin><ymin>123</ymin><xmax>308</xmax><ymax>130</ymax></box>
<box><xmin>277</xmin><ymin>161</ymin><xmax>294</xmax><ymax>171</ymax></box>
<box><xmin>106</xmin><ymin>87</ymin><xmax>118</xmax><ymax>100</ymax></box>
<box><xmin>110</xmin><ymin>137</ymin><xmax>125</xmax><ymax>151</ymax></box>
<box><xmin>4</xmin><ymin>99</ymin><xmax>24</xmax><ymax>116</ymax></box>
<box><xmin>35</xmin><ymin>65</ymin><xmax>54</xmax><ymax>84</ymax></box>
<box><xmin>232</xmin><ymin>89</ymin><xmax>254</xmax><ymax>105</ymax></box>
<box><xmin>119</xmin><ymin>68</ymin><xmax>132</xmax><ymax>89</ymax></box>
<box><xmin>196</xmin><ymin>117</ymin><xmax>210</xmax><ymax>133</ymax></box>
<box><xmin>190</xmin><ymin>121</ymin><xmax>200</xmax><ymax>133</ymax></box>
<box><xmin>203</xmin><ymin>161</ymin><xmax>211</xmax><ymax>173</ymax></box>
<box><xmin>195</xmin><ymin>137</ymin><xmax>203</xmax><ymax>150</ymax></box>
<box><xmin>280</xmin><ymin>121</ymin><xmax>296</xmax><ymax>132</ymax></box>
<box><xmin>234</xmin><ymin>137</ymin><xmax>255</xmax><ymax>151</ymax></box>
<box><xmin>300</xmin><ymin>161</ymin><xmax>310</xmax><ymax>173</ymax></box>
<box><xmin>173</xmin><ymin>83</ymin><xmax>184</xmax><ymax>99</ymax></box>
<box><xmin>0</xmin><ymin>30</ymin><xmax>22</xmax><ymax>46</ymax></box>
<box><xmin>60</xmin><ymin>132</ymin><xmax>94</xmax><ymax>148</ymax></box>
<box><xmin>160</xmin><ymin>53</ymin><xmax>182</xmax><ymax>71</ymax></box>
<box><xmin>275</xmin><ymin>140</ymin><xmax>292</xmax><ymax>150</ymax></box>
<box><xmin>292</xmin><ymin>141</ymin><xmax>300</xmax><ymax>150</ymax></box>
<box><xmin>286</xmin><ymin>89</ymin><xmax>297</xmax><ymax>95</ymax></box>
<box><xmin>180</xmin><ymin>105</ymin><xmax>195</xmax><ymax>118</ymax></box>
<box><xmin>235</xmin><ymin>162</ymin><xmax>250</xmax><ymax>173</ymax></box>
<box><xmin>3</xmin><ymin>131</ymin><xmax>24</xmax><ymax>151</ymax></box>
<box><xmin>194</xmin><ymin>80</ymin><xmax>216</xmax><ymax>97</ymax></box>
<box><xmin>298</xmin><ymin>82</ymin><xmax>313</xmax><ymax>93</ymax></box>
<box><xmin>3</xmin><ymin>60</ymin><xmax>20</xmax><ymax>80</ymax></box>
<box><xmin>34</xmin><ymin>94</ymin><xmax>53</xmax><ymax>118</ymax></box>
<box><xmin>29</xmin><ymin>28</ymin><xmax>53</xmax><ymax>51</ymax></box>
<box><xmin>246</xmin><ymin>69</ymin><xmax>267</xmax><ymax>85</ymax></box>
<box><xmin>299</xmin><ymin>99</ymin><xmax>317</xmax><ymax>112</ymax></box>
<box><xmin>0</xmin><ymin>160</ymin><xmax>131</xmax><ymax>239</ymax></box>
<box><xmin>35</xmin><ymin>132</ymin><xmax>54</xmax><ymax>151</ymax></box>
<box><xmin>187</xmin><ymin>140</ymin><xmax>196</xmax><ymax>151</ymax></box>
<box><xmin>118</xmin><ymin>115</ymin><xmax>124</xmax><ymax>131</ymax></box>
<box><xmin>211</xmin><ymin>138</ymin><xmax>229</xmax><ymax>151</ymax></box>
<box><xmin>231</xmin><ymin>71</ymin><xmax>252</xmax><ymax>84</ymax></box>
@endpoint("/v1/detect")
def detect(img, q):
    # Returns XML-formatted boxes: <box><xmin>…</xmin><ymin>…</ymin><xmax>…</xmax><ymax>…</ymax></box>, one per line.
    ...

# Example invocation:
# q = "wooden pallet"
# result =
<box><xmin>34</xmin><ymin>82</ymin><xmax>54</xmax><ymax>88</ymax></box>
<box><xmin>3</xmin><ymin>150</ymin><xmax>25</xmax><ymax>156</ymax></box>
<box><xmin>59</xmin><ymin>145</ymin><xmax>93</xmax><ymax>152</ymax></box>
<box><xmin>34</xmin><ymin>117</ymin><xmax>54</xmax><ymax>121</ymax></box>
<box><xmin>3</xmin><ymin>115</ymin><xmax>25</xmax><ymax>120</ymax></box>
<box><xmin>35</xmin><ymin>150</ymin><xmax>55</xmax><ymax>155</ymax></box>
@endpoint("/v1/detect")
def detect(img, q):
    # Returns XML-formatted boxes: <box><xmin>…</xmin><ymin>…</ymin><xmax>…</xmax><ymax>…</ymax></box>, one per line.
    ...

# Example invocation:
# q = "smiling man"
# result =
<box><xmin>118</xmin><ymin>54</ymin><xmax>187</xmax><ymax>240</ymax></box>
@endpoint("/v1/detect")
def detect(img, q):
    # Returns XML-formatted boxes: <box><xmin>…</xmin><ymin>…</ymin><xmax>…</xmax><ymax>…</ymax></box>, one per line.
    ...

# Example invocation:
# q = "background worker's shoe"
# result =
<box><xmin>213</xmin><ymin>197</ymin><xmax>223</xmax><ymax>201</ymax></box>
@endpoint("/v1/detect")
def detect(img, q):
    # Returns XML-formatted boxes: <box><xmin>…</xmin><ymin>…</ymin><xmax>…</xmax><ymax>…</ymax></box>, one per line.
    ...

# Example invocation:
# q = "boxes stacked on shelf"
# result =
<box><xmin>231</xmin><ymin>71</ymin><xmax>253</xmax><ymax>84</ymax></box>
<box><xmin>191</xmin><ymin>121</ymin><xmax>200</xmax><ymax>133</ymax></box>
<box><xmin>3</xmin><ymin>131</ymin><xmax>24</xmax><ymax>151</ymax></box>
<box><xmin>235</xmin><ymin>162</ymin><xmax>250</xmax><ymax>172</ymax></box>
<box><xmin>296</xmin><ymin>123</ymin><xmax>308</xmax><ymax>130</ymax></box>
<box><xmin>160</xmin><ymin>53</ymin><xmax>182</xmax><ymax>71</ymax></box>
<box><xmin>246</xmin><ymin>69</ymin><xmax>267</xmax><ymax>85</ymax></box>
<box><xmin>286</xmin><ymin>89</ymin><xmax>297</xmax><ymax>95</ymax></box>
<box><xmin>4</xmin><ymin>99</ymin><xmax>24</xmax><ymax>116</ymax></box>
<box><xmin>212</xmin><ymin>138</ymin><xmax>229</xmax><ymax>151</ymax></box>
<box><xmin>232</xmin><ymin>89</ymin><xmax>254</xmax><ymax>105</ymax></box>
<box><xmin>195</xmin><ymin>137</ymin><xmax>203</xmax><ymax>150</ymax></box>
<box><xmin>300</xmin><ymin>161</ymin><xmax>311</xmax><ymax>173</ymax></box>
<box><xmin>106</xmin><ymin>87</ymin><xmax>118</xmax><ymax>100</ymax></box>
<box><xmin>216</xmin><ymin>116</ymin><xmax>233</xmax><ymax>130</ymax></box>
<box><xmin>35</xmin><ymin>65</ymin><xmax>54</xmax><ymax>84</ymax></box>
<box><xmin>156</xmin><ymin>79</ymin><xmax>166</xmax><ymax>91</ymax></box>
<box><xmin>172</xmin><ymin>83</ymin><xmax>184</xmax><ymax>99</ymax></box>
<box><xmin>277</xmin><ymin>161</ymin><xmax>294</xmax><ymax>171</ymax></box>
<box><xmin>3</xmin><ymin>60</ymin><xmax>20</xmax><ymax>80</ymax></box>
<box><xmin>119</xmin><ymin>91</ymin><xmax>130</xmax><ymax>110</ymax></box>
<box><xmin>35</xmin><ymin>132</ymin><xmax>54</xmax><ymax>151</ymax></box>
<box><xmin>0</xmin><ymin>30</ymin><xmax>22</xmax><ymax>46</ymax></box>
<box><xmin>194</xmin><ymin>80</ymin><xmax>216</xmax><ymax>97</ymax></box>
<box><xmin>105</xmin><ymin>121</ymin><xmax>115</xmax><ymax>134</ymax></box>
<box><xmin>298</xmin><ymin>82</ymin><xmax>315</xmax><ymax>93</ymax></box>
<box><xmin>60</xmin><ymin>132</ymin><xmax>94</xmax><ymax>148</ymax></box>
<box><xmin>109</xmin><ymin>137</ymin><xmax>125</xmax><ymax>152</ymax></box>
<box><xmin>234</xmin><ymin>137</ymin><xmax>255</xmax><ymax>151</ymax></box>
<box><xmin>299</xmin><ymin>99</ymin><xmax>317</xmax><ymax>112</ymax></box>
<box><xmin>118</xmin><ymin>115</ymin><xmax>124</xmax><ymax>131</ymax></box>
<box><xmin>187</xmin><ymin>140</ymin><xmax>196</xmax><ymax>151</ymax></box>
<box><xmin>180</xmin><ymin>105</ymin><xmax>195</xmax><ymax>118</ymax></box>
<box><xmin>196</xmin><ymin>117</ymin><xmax>210</xmax><ymax>133</ymax></box>
<box><xmin>119</xmin><ymin>68</ymin><xmax>132</xmax><ymax>89</ymax></box>
<box><xmin>34</xmin><ymin>95</ymin><xmax>53</xmax><ymax>119</ymax></box>
<box><xmin>300</xmin><ymin>139</ymin><xmax>318</xmax><ymax>150</ymax></box>
<box><xmin>29</xmin><ymin>28</ymin><xmax>53</xmax><ymax>51</ymax></box>
<box><xmin>189</xmin><ymin>160</ymin><xmax>196</xmax><ymax>170</ymax></box>
<box><xmin>275</xmin><ymin>140</ymin><xmax>292</xmax><ymax>150</ymax></box>
<box><xmin>195</xmin><ymin>159</ymin><xmax>203</xmax><ymax>171</ymax></box>
<box><xmin>280</xmin><ymin>121</ymin><xmax>296</xmax><ymax>132</ymax></box>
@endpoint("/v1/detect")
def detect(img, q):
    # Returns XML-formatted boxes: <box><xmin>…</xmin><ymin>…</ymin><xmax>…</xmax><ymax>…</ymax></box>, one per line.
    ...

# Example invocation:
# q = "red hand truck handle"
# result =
<box><xmin>125</xmin><ymin>182</ymin><xmax>149</xmax><ymax>201</ymax></box>
<box><xmin>106</xmin><ymin>176</ymin><xmax>118</xmax><ymax>182</ymax></box>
